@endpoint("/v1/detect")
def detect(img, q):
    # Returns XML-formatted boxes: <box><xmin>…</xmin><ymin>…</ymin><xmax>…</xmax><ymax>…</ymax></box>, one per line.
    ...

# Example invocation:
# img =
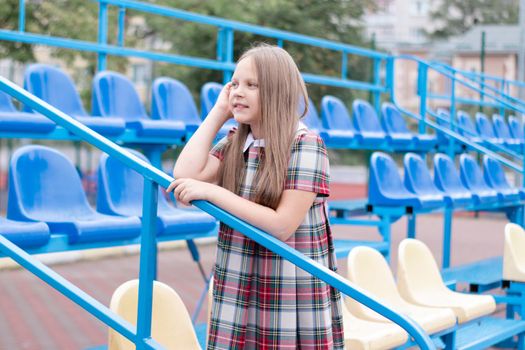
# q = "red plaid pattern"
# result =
<box><xmin>208</xmin><ymin>129</ymin><xmax>344</xmax><ymax>349</ymax></box>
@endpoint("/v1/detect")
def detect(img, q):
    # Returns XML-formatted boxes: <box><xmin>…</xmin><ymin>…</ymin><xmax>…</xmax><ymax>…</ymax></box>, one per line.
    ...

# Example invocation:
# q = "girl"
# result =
<box><xmin>167</xmin><ymin>44</ymin><xmax>344</xmax><ymax>349</ymax></box>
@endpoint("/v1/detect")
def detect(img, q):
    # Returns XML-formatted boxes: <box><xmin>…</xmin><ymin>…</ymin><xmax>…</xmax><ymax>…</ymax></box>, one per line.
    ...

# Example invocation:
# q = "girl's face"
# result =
<box><xmin>229</xmin><ymin>57</ymin><xmax>262</xmax><ymax>130</ymax></box>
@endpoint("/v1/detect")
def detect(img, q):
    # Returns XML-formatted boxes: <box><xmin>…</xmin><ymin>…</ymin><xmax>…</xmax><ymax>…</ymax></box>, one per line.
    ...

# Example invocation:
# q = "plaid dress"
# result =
<box><xmin>208</xmin><ymin>127</ymin><xmax>344</xmax><ymax>350</ymax></box>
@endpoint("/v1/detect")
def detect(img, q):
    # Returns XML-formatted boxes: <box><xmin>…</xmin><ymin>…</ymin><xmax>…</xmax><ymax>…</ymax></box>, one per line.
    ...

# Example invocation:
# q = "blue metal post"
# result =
<box><xmin>446</xmin><ymin>73</ymin><xmax>457</xmax><ymax>158</ymax></box>
<box><xmin>499</xmin><ymin>80</ymin><xmax>506</xmax><ymax>116</ymax></box>
<box><xmin>386</xmin><ymin>57</ymin><xmax>394</xmax><ymax>97</ymax></box>
<box><xmin>373</xmin><ymin>58</ymin><xmax>381</xmax><ymax>114</ymax></box>
<box><xmin>97</xmin><ymin>1</ymin><xmax>109</xmax><ymax>71</ymax></box>
<box><xmin>118</xmin><ymin>6</ymin><xmax>126</xmax><ymax>47</ymax></box>
<box><xmin>442</xmin><ymin>207</ymin><xmax>453</xmax><ymax>268</ymax></box>
<box><xmin>18</xmin><ymin>0</ymin><xmax>25</xmax><ymax>32</ymax></box>
<box><xmin>142</xmin><ymin>146</ymin><xmax>165</xmax><ymax>281</ymax></box>
<box><xmin>407</xmin><ymin>214</ymin><xmax>416</xmax><ymax>239</ymax></box>
<box><xmin>223</xmin><ymin>28</ymin><xmax>234</xmax><ymax>83</ymax></box>
<box><xmin>277</xmin><ymin>39</ymin><xmax>283</xmax><ymax>48</ymax></box>
<box><xmin>216</xmin><ymin>27</ymin><xmax>225</xmax><ymax>61</ymax></box>
<box><xmin>341</xmin><ymin>51</ymin><xmax>348</xmax><ymax>79</ymax></box>
<box><xmin>523</xmin><ymin>123</ymin><xmax>525</xmax><ymax>188</ymax></box>
<box><xmin>136</xmin><ymin>178</ymin><xmax>159</xmax><ymax>349</ymax></box>
<box><xmin>417</xmin><ymin>62</ymin><xmax>428</xmax><ymax>134</ymax></box>
<box><xmin>378</xmin><ymin>215</ymin><xmax>392</xmax><ymax>262</ymax></box>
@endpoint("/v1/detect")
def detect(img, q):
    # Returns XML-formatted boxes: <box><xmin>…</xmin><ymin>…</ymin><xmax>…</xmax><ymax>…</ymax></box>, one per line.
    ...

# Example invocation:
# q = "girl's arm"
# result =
<box><xmin>167</xmin><ymin>178</ymin><xmax>316</xmax><ymax>242</ymax></box>
<box><xmin>172</xmin><ymin>83</ymin><xmax>232</xmax><ymax>183</ymax></box>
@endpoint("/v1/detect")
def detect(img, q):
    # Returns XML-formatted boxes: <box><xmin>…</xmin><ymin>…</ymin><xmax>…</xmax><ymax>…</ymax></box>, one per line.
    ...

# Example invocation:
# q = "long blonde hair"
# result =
<box><xmin>219</xmin><ymin>44</ymin><xmax>308</xmax><ymax>209</ymax></box>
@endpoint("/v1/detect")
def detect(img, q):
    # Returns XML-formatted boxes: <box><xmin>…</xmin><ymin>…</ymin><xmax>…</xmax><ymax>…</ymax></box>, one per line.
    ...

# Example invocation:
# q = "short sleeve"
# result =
<box><xmin>284</xmin><ymin>132</ymin><xmax>330</xmax><ymax>197</ymax></box>
<box><xmin>210</xmin><ymin>128</ymin><xmax>236</xmax><ymax>161</ymax></box>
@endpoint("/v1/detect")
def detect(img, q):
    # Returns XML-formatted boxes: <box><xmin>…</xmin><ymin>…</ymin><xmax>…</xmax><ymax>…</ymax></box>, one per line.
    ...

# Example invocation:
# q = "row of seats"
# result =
<box><xmin>6</xmin><ymin>64</ymin><xmax>524</xmax><ymax>157</ymax></box>
<box><xmin>1</xmin><ymin>145</ymin><xmax>217</xmax><ymax>249</ymax></box>
<box><xmin>436</xmin><ymin>109</ymin><xmax>523</xmax><ymax>150</ymax></box>
<box><xmin>369</xmin><ymin>151</ymin><xmax>523</xmax><ymax>210</ymax></box>
<box><xmin>0</xmin><ymin>64</ymin><xmax>226</xmax><ymax>139</ymax></box>
<box><xmin>1</xmin><ymin>64</ymin><xmax>447</xmax><ymax>152</ymax></box>
<box><xmin>344</xmin><ymin>239</ymin><xmax>525</xmax><ymax>349</ymax></box>
<box><xmin>313</xmin><ymin>97</ymin><xmax>438</xmax><ymax>149</ymax></box>
<box><xmin>108</xmin><ymin>237</ymin><xmax>525</xmax><ymax>350</ymax></box>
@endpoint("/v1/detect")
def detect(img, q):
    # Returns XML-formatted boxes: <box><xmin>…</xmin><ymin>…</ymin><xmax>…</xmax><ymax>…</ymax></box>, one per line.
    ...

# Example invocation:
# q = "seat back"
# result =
<box><xmin>24</xmin><ymin>64</ymin><xmax>87</xmax><ymax>116</ymax></box>
<box><xmin>200</xmin><ymin>82</ymin><xmax>222</xmax><ymax>119</ymax></box>
<box><xmin>7</xmin><ymin>145</ymin><xmax>93</xmax><ymax>221</ymax></box>
<box><xmin>97</xmin><ymin>149</ymin><xmax>171</xmax><ymax>217</ymax></box>
<box><xmin>151</xmin><ymin>77</ymin><xmax>201</xmax><ymax>132</ymax></box>
<box><xmin>352</xmin><ymin>99</ymin><xmax>384</xmax><ymax>133</ymax></box>
<box><xmin>0</xmin><ymin>90</ymin><xmax>19</xmax><ymax>113</ymax></box>
<box><xmin>369</xmin><ymin>152</ymin><xmax>415</xmax><ymax>205</ymax></box>
<box><xmin>397</xmin><ymin>239</ymin><xmax>449</xmax><ymax>301</ymax></box>
<box><xmin>433</xmin><ymin>153</ymin><xmax>467</xmax><ymax>193</ymax></box>
<box><xmin>381</xmin><ymin>103</ymin><xmax>410</xmax><ymax>133</ymax></box>
<box><xmin>346</xmin><ymin>246</ymin><xmax>402</xmax><ymax>316</ymax></box>
<box><xmin>482</xmin><ymin>156</ymin><xmax>511</xmax><ymax>190</ymax></box>
<box><xmin>301</xmin><ymin>98</ymin><xmax>322</xmax><ymax>130</ymax></box>
<box><xmin>92</xmin><ymin>71</ymin><xmax>148</xmax><ymax>121</ymax></box>
<box><xmin>404</xmin><ymin>153</ymin><xmax>441</xmax><ymax>196</ymax></box>
<box><xmin>503</xmin><ymin>223</ymin><xmax>525</xmax><ymax>282</ymax></box>
<box><xmin>435</xmin><ymin>109</ymin><xmax>452</xmax><ymax>141</ymax></box>
<box><xmin>508</xmin><ymin>115</ymin><xmax>524</xmax><ymax>139</ymax></box>
<box><xmin>320</xmin><ymin>95</ymin><xmax>354</xmax><ymax>130</ymax></box>
<box><xmin>456</xmin><ymin>111</ymin><xmax>479</xmax><ymax>137</ymax></box>
<box><xmin>475</xmin><ymin>112</ymin><xmax>496</xmax><ymax>138</ymax></box>
<box><xmin>492</xmin><ymin>114</ymin><xmax>512</xmax><ymax>139</ymax></box>
<box><xmin>459</xmin><ymin>153</ymin><xmax>489</xmax><ymax>191</ymax></box>
<box><xmin>108</xmin><ymin>279</ymin><xmax>200</xmax><ymax>350</ymax></box>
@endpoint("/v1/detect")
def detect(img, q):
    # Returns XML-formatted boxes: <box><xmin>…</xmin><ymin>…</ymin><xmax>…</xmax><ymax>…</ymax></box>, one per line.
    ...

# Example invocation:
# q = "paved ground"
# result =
<box><xmin>0</xmin><ymin>183</ymin><xmax>516</xmax><ymax>349</ymax></box>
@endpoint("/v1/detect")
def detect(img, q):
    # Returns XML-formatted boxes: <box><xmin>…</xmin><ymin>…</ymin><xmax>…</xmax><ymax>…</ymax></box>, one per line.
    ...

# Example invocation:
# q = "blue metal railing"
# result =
<box><xmin>4</xmin><ymin>0</ymin><xmax>388</xmax><ymax>100</ymax></box>
<box><xmin>6</xmin><ymin>0</ymin><xmax>523</xmax><ymax>136</ymax></box>
<box><xmin>428</xmin><ymin>61</ymin><xmax>525</xmax><ymax>112</ymax></box>
<box><xmin>390</xmin><ymin>55</ymin><xmax>525</xmax><ymax>171</ymax></box>
<box><xmin>390</xmin><ymin>56</ymin><xmax>524</xmax><ymax>173</ymax></box>
<box><xmin>0</xmin><ymin>76</ymin><xmax>435</xmax><ymax>349</ymax></box>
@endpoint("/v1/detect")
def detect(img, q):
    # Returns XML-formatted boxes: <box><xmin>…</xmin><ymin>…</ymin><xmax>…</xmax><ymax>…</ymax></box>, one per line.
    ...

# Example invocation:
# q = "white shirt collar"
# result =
<box><xmin>243</xmin><ymin>121</ymin><xmax>307</xmax><ymax>152</ymax></box>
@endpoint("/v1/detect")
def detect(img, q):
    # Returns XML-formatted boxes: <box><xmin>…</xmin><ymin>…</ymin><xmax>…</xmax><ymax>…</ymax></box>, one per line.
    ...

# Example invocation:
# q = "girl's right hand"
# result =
<box><xmin>210</xmin><ymin>82</ymin><xmax>233</xmax><ymax>122</ymax></box>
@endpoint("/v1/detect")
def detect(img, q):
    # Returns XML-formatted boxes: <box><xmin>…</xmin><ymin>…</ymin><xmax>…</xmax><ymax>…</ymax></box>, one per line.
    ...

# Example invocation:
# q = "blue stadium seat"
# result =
<box><xmin>200</xmin><ymin>82</ymin><xmax>236</xmax><ymax>139</ymax></box>
<box><xmin>459</xmin><ymin>154</ymin><xmax>499</xmax><ymax>205</ymax></box>
<box><xmin>508</xmin><ymin>115</ymin><xmax>524</xmax><ymax>140</ymax></box>
<box><xmin>352</xmin><ymin>99</ymin><xmax>386</xmax><ymax>146</ymax></box>
<box><xmin>475</xmin><ymin>112</ymin><xmax>504</xmax><ymax>146</ymax></box>
<box><xmin>492</xmin><ymin>114</ymin><xmax>522</xmax><ymax>148</ymax></box>
<box><xmin>320</xmin><ymin>95</ymin><xmax>355</xmax><ymax>146</ymax></box>
<box><xmin>0</xmin><ymin>217</ymin><xmax>50</xmax><ymax>249</ymax></box>
<box><xmin>435</xmin><ymin>109</ymin><xmax>452</xmax><ymax>143</ymax></box>
<box><xmin>381</xmin><ymin>103</ymin><xmax>437</xmax><ymax>149</ymax></box>
<box><xmin>368</xmin><ymin>152</ymin><xmax>441</xmax><ymax>209</ymax></box>
<box><xmin>97</xmin><ymin>149</ymin><xmax>217</xmax><ymax>238</ymax></box>
<box><xmin>92</xmin><ymin>71</ymin><xmax>185</xmax><ymax>138</ymax></box>
<box><xmin>482</xmin><ymin>156</ymin><xmax>521</xmax><ymax>202</ymax></box>
<box><xmin>7</xmin><ymin>145</ymin><xmax>142</xmax><ymax>244</ymax></box>
<box><xmin>24</xmin><ymin>64</ymin><xmax>125</xmax><ymax>136</ymax></box>
<box><xmin>433</xmin><ymin>154</ymin><xmax>473</xmax><ymax>208</ymax></box>
<box><xmin>457</xmin><ymin>111</ymin><xmax>482</xmax><ymax>143</ymax></box>
<box><xmin>151</xmin><ymin>77</ymin><xmax>201</xmax><ymax>135</ymax></box>
<box><xmin>0</xmin><ymin>90</ymin><xmax>56</xmax><ymax>133</ymax></box>
<box><xmin>403</xmin><ymin>153</ymin><xmax>445</xmax><ymax>206</ymax></box>
<box><xmin>301</xmin><ymin>98</ymin><xmax>323</xmax><ymax>133</ymax></box>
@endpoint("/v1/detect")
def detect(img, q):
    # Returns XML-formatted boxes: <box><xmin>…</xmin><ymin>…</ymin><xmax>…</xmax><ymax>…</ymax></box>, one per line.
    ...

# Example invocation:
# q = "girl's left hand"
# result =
<box><xmin>166</xmin><ymin>178</ymin><xmax>215</xmax><ymax>206</ymax></box>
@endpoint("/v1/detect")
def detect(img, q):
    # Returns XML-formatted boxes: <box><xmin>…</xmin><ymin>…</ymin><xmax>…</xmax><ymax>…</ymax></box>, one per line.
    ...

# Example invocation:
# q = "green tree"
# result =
<box><xmin>1</xmin><ymin>0</ymin><xmax>131</xmax><ymax>105</ymax></box>
<box><xmin>428</xmin><ymin>0</ymin><xmax>519</xmax><ymax>39</ymax></box>
<box><xmin>141</xmin><ymin>0</ymin><xmax>374</xmax><ymax>106</ymax></box>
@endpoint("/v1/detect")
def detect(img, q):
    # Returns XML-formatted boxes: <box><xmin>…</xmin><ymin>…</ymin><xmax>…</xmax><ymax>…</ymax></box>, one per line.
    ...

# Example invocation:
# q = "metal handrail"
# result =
<box><xmin>0</xmin><ymin>76</ymin><xmax>435</xmax><ymax>349</ymax></box>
